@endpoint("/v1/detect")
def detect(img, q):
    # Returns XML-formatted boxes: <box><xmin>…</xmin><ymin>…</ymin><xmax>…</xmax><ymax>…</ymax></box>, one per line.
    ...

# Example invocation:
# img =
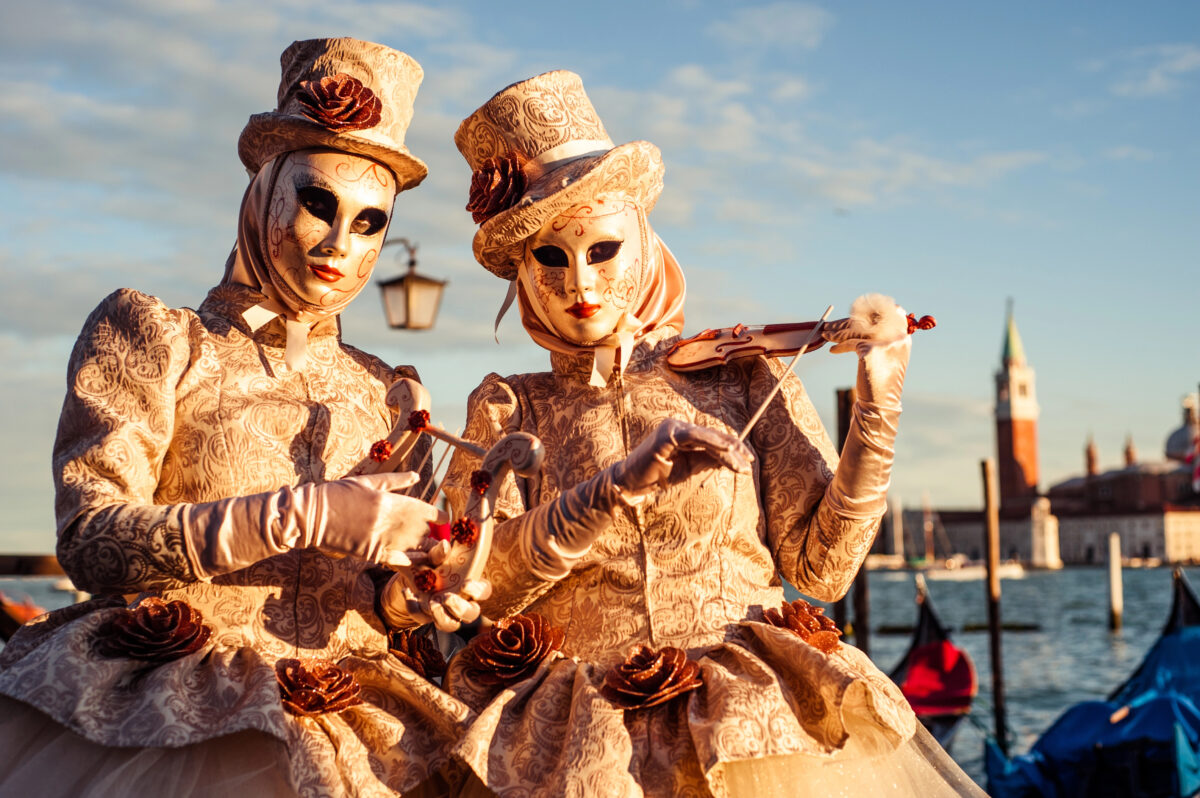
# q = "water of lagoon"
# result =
<box><xmin>4</xmin><ymin>566</ymin><xmax>1196</xmax><ymax>789</ymax></box>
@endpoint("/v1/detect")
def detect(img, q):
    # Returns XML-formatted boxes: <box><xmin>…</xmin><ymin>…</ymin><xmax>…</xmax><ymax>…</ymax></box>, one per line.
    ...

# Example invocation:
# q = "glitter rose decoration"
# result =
<box><xmin>388</xmin><ymin>628</ymin><xmax>447</xmax><ymax>680</ymax></box>
<box><xmin>466</xmin><ymin>154</ymin><xmax>526</xmax><ymax>224</ymax></box>
<box><xmin>602</xmin><ymin>645</ymin><xmax>703</xmax><ymax>710</ymax></box>
<box><xmin>465</xmin><ymin>613</ymin><xmax>564</xmax><ymax>686</ymax></box>
<box><xmin>413</xmin><ymin>568</ymin><xmax>444</xmax><ymax>593</ymax></box>
<box><xmin>451</xmin><ymin>517</ymin><xmax>479</xmax><ymax>546</ymax></box>
<box><xmin>469</xmin><ymin>469</ymin><xmax>492</xmax><ymax>496</ymax></box>
<box><xmin>296</xmin><ymin>73</ymin><xmax>382</xmax><ymax>132</ymax></box>
<box><xmin>276</xmin><ymin>658</ymin><xmax>363</xmax><ymax>716</ymax></box>
<box><xmin>763</xmin><ymin>599</ymin><xmax>842</xmax><ymax>654</ymax></box>
<box><xmin>96</xmin><ymin>597</ymin><xmax>211</xmax><ymax>662</ymax></box>
<box><xmin>369</xmin><ymin>439</ymin><xmax>393</xmax><ymax>463</ymax></box>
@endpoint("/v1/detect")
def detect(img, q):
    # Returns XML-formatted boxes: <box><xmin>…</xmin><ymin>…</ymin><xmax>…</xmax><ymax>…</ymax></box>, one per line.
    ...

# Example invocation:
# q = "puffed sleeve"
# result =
<box><xmin>442</xmin><ymin>373</ymin><xmax>555</xmax><ymax>618</ymax></box>
<box><xmin>53</xmin><ymin>289</ymin><xmax>202</xmax><ymax>594</ymax></box>
<box><xmin>747</xmin><ymin>357</ymin><xmax>883</xmax><ymax>601</ymax></box>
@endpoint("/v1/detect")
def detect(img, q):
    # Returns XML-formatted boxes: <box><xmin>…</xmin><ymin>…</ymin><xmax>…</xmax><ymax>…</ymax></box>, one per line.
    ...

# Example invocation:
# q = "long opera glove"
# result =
<box><xmin>521</xmin><ymin>418</ymin><xmax>754</xmax><ymax>580</ymax></box>
<box><xmin>180</xmin><ymin>471</ymin><xmax>440</xmax><ymax>578</ymax></box>
<box><xmin>826</xmin><ymin>334</ymin><xmax>911</xmax><ymax>518</ymax></box>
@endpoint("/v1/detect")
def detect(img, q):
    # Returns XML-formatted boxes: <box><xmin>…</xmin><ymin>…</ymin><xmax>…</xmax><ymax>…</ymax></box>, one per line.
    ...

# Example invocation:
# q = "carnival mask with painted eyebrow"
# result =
<box><xmin>265</xmin><ymin>150</ymin><xmax>396</xmax><ymax>315</ymax></box>
<box><xmin>523</xmin><ymin>200</ymin><xmax>643</xmax><ymax>346</ymax></box>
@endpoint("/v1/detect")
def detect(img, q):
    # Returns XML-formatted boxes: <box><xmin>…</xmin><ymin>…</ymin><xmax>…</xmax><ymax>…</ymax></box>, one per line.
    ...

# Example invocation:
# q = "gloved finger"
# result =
<box><xmin>461</xmin><ymin>579</ymin><xmax>492</xmax><ymax>601</ymax></box>
<box><xmin>829</xmin><ymin>340</ymin><xmax>861</xmax><ymax>355</ymax></box>
<box><xmin>378</xmin><ymin>548</ymin><xmax>413</xmax><ymax>569</ymax></box>
<box><xmin>673</xmin><ymin>425</ymin><xmax>754</xmax><ymax>472</ymax></box>
<box><xmin>427</xmin><ymin>539</ymin><xmax>451</xmax><ymax>566</ymax></box>
<box><xmin>342</xmin><ymin>470</ymin><xmax>421</xmax><ymax>492</ymax></box>
<box><xmin>426</xmin><ymin>599</ymin><xmax>460</xmax><ymax>633</ymax></box>
<box><xmin>436</xmin><ymin>593</ymin><xmax>481</xmax><ymax>624</ymax></box>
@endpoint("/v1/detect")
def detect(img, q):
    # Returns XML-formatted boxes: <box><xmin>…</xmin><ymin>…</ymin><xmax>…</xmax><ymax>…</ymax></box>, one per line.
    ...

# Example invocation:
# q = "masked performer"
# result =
<box><xmin>440</xmin><ymin>72</ymin><xmax>984</xmax><ymax>797</ymax></box>
<box><xmin>0</xmin><ymin>39</ymin><xmax>473</xmax><ymax>797</ymax></box>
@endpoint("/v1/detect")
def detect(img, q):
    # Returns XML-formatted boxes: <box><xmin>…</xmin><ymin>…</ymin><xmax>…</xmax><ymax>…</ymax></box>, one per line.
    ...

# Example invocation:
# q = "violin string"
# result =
<box><xmin>406</xmin><ymin>437</ymin><xmax>437</xmax><ymax>496</ymax></box>
<box><xmin>422</xmin><ymin>428</ymin><xmax>464</xmax><ymax>507</ymax></box>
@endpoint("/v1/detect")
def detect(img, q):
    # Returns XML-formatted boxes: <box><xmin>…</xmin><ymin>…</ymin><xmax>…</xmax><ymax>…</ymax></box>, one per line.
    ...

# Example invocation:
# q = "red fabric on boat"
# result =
<box><xmin>898</xmin><ymin>640</ymin><xmax>977</xmax><ymax>716</ymax></box>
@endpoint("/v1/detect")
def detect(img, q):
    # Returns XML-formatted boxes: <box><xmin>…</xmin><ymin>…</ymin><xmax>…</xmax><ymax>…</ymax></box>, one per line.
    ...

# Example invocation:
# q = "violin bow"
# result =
<box><xmin>737</xmin><ymin>305</ymin><xmax>833</xmax><ymax>441</ymax></box>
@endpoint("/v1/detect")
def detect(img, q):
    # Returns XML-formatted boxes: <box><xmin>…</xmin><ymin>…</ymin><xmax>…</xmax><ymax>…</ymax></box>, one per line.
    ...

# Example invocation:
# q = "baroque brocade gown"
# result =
<box><xmin>0</xmin><ymin>284</ymin><xmax>470</xmax><ymax>797</ymax></box>
<box><xmin>441</xmin><ymin>327</ymin><xmax>985</xmax><ymax>798</ymax></box>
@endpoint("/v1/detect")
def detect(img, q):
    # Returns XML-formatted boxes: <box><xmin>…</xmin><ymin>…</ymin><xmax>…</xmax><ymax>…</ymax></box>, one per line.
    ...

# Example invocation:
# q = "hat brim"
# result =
<box><xmin>238</xmin><ymin>112</ymin><xmax>428</xmax><ymax>191</ymax></box>
<box><xmin>473</xmin><ymin>140</ymin><xmax>664</xmax><ymax>280</ymax></box>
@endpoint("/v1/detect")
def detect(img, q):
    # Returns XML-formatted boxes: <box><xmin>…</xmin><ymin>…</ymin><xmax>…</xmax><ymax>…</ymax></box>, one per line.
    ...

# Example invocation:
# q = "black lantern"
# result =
<box><xmin>378</xmin><ymin>238</ymin><xmax>446</xmax><ymax>330</ymax></box>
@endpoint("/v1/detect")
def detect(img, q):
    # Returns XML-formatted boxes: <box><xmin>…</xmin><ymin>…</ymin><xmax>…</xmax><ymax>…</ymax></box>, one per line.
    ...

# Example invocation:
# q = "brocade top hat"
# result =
<box><xmin>455</xmin><ymin>70</ymin><xmax>664</xmax><ymax>279</ymax></box>
<box><xmin>238</xmin><ymin>38</ymin><xmax>427</xmax><ymax>190</ymax></box>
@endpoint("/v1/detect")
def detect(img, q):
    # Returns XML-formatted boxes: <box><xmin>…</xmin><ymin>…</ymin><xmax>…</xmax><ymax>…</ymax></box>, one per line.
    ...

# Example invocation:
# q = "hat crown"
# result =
<box><xmin>456</xmin><ymin>70</ymin><xmax>614</xmax><ymax>172</ymax></box>
<box><xmin>238</xmin><ymin>38</ymin><xmax>428</xmax><ymax>189</ymax></box>
<box><xmin>276</xmin><ymin>38</ymin><xmax>421</xmax><ymax>150</ymax></box>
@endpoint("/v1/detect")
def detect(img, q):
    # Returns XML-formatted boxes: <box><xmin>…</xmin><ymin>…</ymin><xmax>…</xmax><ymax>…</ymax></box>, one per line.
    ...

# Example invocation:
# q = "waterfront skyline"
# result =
<box><xmin>1</xmin><ymin>1</ymin><xmax>1196</xmax><ymax>551</ymax></box>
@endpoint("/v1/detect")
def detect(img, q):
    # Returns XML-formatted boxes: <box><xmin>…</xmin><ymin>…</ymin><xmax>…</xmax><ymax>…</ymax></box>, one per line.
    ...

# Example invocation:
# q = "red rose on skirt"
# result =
<box><xmin>763</xmin><ymin>598</ymin><xmax>842</xmax><ymax>654</ymax></box>
<box><xmin>275</xmin><ymin>658</ymin><xmax>363</xmax><ymax>716</ymax></box>
<box><xmin>389</xmin><ymin>628</ymin><xmax>447</xmax><ymax>680</ymax></box>
<box><xmin>465</xmin><ymin>613</ymin><xmax>564</xmax><ymax>686</ymax></box>
<box><xmin>602</xmin><ymin>645</ymin><xmax>703</xmax><ymax>710</ymax></box>
<box><xmin>96</xmin><ymin>597</ymin><xmax>211</xmax><ymax>663</ymax></box>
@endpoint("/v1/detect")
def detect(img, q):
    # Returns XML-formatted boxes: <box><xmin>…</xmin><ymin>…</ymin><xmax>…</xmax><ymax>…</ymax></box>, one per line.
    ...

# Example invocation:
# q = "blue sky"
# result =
<box><xmin>1</xmin><ymin>1</ymin><xmax>1197</xmax><ymax>552</ymax></box>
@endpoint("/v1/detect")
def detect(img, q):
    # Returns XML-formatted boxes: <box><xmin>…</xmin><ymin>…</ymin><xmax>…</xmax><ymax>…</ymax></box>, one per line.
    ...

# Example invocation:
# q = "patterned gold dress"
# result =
<box><xmin>442</xmin><ymin>327</ymin><xmax>984</xmax><ymax>797</ymax></box>
<box><xmin>0</xmin><ymin>284</ymin><xmax>471</xmax><ymax>797</ymax></box>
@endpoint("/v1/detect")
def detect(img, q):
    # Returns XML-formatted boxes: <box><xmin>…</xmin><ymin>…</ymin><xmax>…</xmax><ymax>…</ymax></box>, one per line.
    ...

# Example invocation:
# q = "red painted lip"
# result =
<box><xmin>566</xmin><ymin>302</ymin><xmax>601</xmax><ymax>319</ymax></box>
<box><xmin>309</xmin><ymin>264</ymin><xmax>344</xmax><ymax>282</ymax></box>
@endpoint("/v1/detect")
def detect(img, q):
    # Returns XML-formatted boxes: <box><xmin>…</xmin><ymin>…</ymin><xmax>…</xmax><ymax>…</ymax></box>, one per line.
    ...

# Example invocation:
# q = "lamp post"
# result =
<box><xmin>378</xmin><ymin>238</ymin><xmax>447</xmax><ymax>330</ymax></box>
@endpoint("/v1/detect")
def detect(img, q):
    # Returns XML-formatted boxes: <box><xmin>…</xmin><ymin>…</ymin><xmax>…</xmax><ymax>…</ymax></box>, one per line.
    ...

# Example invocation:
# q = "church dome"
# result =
<box><xmin>1165</xmin><ymin>395</ymin><xmax>1198</xmax><ymax>462</ymax></box>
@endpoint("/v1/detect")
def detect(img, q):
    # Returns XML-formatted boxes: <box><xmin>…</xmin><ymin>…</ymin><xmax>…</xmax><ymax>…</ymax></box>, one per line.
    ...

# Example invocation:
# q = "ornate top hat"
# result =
<box><xmin>238</xmin><ymin>38</ymin><xmax>427</xmax><ymax>190</ymax></box>
<box><xmin>455</xmin><ymin>70</ymin><xmax>664</xmax><ymax>279</ymax></box>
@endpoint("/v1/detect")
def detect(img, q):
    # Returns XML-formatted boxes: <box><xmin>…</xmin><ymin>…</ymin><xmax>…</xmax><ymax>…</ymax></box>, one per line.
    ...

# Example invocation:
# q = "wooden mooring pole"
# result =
<box><xmin>982</xmin><ymin>458</ymin><xmax>1008</xmax><ymax>754</ymax></box>
<box><xmin>1108</xmin><ymin>532</ymin><xmax>1123</xmax><ymax>631</ymax></box>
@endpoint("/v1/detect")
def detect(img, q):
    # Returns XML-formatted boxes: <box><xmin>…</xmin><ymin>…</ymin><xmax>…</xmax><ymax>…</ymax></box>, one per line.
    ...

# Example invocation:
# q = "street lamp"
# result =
<box><xmin>377</xmin><ymin>238</ymin><xmax>447</xmax><ymax>330</ymax></box>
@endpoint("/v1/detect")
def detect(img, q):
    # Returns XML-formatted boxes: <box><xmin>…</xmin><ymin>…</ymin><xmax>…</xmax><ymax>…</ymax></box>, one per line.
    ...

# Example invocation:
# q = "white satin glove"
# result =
<box><xmin>825</xmin><ymin>327</ymin><xmax>911</xmax><ymax>519</ymax></box>
<box><xmin>824</xmin><ymin>299</ymin><xmax>911</xmax><ymax>411</ymax></box>
<box><xmin>181</xmin><ymin>471</ymin><xmax>440</xmax><ymax>579</ymax></box>
<box><xmin>377</xmin><ymin>554</ymin><xmax>492</xmax><ymax>632</ymax></box>
<box><xmin>615</xmin><ymin>417</ymin><xmax>755</xmax><ymax>497</ymax></box>
<box><xmin>520</xmin><ymin>419</ymin><xmax>753</xmax><ymax>580</ymax></box>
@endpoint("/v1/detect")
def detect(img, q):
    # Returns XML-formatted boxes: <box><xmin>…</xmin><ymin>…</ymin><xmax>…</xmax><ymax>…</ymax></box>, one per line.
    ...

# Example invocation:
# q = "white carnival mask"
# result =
<box><xmin>521</xmin><ymin>198</ymin><xmax>643</xmax><ymax>346</ymax></box>
<box><xmin>265</xmin><ymin>150</ymin><xmax>396</xmax><ymax>318</ymax></box>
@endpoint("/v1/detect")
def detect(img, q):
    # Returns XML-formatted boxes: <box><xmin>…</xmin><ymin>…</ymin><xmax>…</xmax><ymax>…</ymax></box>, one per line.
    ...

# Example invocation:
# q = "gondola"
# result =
<box><xmin>987</xmin><ymin>567</ymin><xmax>1200</xmax><ymax>798</ymax></box>
<box><xmin>888</xmin><ymin>573</ymin><xmax>978</xmax><ymax>749</ymax></box>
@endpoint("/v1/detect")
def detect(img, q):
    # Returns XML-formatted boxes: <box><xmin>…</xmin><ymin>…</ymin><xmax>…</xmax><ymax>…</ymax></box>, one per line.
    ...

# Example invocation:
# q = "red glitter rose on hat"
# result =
<box><xmin>96</xmin><ymin>597</ymin><xmax>212</xmax><ymax>663</ymax></box>
<box><xmin>275</xmin><ymin>658</ymin><xmax>363</xmax><ymax>716</ymax></box>
<box><xmin>763</xmin><ymin>598</ymin><xmax>842</xmax><ymax>654</ymax></box>
<box><xmin>388</xmin><ymin>628</ymin><xmax>447</xmax><ymax>680</ymax></box>
<box><xmin>602</xmin><ymin>645</ymin><xmax>703</xmax><ymax>710</ymax></box>
<box><xmin>466</xmin><ymin>154</ymin><xmax>526</xmax><ymax>224</ymax></box>
<box><xmin>465</xmin><ymin>613</ymin><xmax>564</xmax><ymax>686</ymax></box>
<box><xmin>297</xmin><ymin>73</ymin><xmax>382</xmax><ymax>133</ymax></box>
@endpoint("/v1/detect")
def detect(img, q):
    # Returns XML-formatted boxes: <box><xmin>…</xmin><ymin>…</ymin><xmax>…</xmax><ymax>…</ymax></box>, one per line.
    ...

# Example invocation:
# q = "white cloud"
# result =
<box><xmin>785</xmin><ymin>141</ymin><xmax>1047</xmax><ymax>209</ymax></box>
<box><xmin>771</xmin><ymin>77</ymin><xmax>812</xmax><ymax>103</ymax></box>
<box><xmin>1104</xmin><ymin>145</ymin><xmax>1155</xmax><ymax>162</ymax></box>
<box><xmin>1110</xmin><ymin>43</ymin><xmax>1200</xmax><ymax>98</ymax></box>
<box><xmin>706</xmin><ymin>3</ymin><xmax>834</xmax><ymax>51</ymax></box>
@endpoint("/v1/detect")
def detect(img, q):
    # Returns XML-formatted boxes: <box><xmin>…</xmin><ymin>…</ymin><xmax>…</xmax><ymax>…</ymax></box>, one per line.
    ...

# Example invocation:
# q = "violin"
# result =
<box><xmin>354</xmin><ymin>378</ymin><xmax>544</xmax><ymax>631</ymax></box>
<box><xmin>666</xmin><ymin>294</ymin><xmax>935</xmax><ymax>372</ymax></box>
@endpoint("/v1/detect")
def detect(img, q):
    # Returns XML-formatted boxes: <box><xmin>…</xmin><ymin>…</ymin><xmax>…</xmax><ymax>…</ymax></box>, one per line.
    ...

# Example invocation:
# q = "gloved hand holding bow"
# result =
<box><xmin>518</xmin><ymin>418</ymin><xmax>754</xmax><ymax>580</ymax></box>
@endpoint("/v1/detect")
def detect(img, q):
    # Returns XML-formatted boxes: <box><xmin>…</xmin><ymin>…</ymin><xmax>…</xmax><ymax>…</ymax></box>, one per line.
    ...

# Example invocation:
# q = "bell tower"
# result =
<box><xmin>995</xmin><ymin>301</ymin><xmax>1039</xmax><ymax>510</ymax></box>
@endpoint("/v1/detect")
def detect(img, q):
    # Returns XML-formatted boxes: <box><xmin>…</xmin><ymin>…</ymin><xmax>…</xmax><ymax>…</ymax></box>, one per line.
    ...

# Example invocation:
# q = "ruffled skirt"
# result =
<box><xmin>446</xmin><ymin>622</ymin><xmax>986</xmax><ymax>798</ymax></box>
